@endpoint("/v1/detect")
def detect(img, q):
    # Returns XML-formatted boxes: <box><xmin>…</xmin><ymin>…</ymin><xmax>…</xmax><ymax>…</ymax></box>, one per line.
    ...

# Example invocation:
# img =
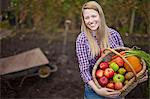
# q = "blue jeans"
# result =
<box><xmin>84</xmin><ymin>84</ymin><xmax>105</xmax><ymax>99</ymax></box>
<box><xmin>84</xmin><ymin>85</ymin><xmax>123</xmax><ymax>99</ymax></box>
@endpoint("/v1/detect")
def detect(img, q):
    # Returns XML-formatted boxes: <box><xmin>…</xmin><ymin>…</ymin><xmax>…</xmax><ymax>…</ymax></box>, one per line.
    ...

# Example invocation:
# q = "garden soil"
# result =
<box><xmin>0</xmin><ymin>29</ymin><xmax>148</xmax><ymax>99</ymax></box>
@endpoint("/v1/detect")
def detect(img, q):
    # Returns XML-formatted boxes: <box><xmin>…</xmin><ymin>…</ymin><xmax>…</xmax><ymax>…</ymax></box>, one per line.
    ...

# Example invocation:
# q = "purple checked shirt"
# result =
<box><xmin>76</xmin><ymin>28</ymin><xmax>124</xmax><ymax>83</ymax></box>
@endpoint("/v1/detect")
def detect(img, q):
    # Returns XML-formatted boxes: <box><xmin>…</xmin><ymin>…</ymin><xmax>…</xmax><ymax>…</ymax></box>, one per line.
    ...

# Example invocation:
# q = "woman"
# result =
<box><xmin>76</xmin><ymin>1</ymin><xmax>124</xmax><ymax>99</ymax></box>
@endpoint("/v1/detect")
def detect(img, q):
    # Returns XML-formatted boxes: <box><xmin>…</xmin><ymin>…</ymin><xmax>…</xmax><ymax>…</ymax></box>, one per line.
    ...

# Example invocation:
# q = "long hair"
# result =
<box><xmin>81</xmin><ymin>1</ymin><xmax>110</xmax><ymax>57</ymax></box>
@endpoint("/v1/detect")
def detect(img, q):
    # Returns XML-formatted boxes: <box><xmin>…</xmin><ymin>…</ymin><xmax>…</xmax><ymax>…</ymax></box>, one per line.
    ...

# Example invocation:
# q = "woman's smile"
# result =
<box><xmin>83</xmin><ymin>9</ymin><xmax>100</xmax><ymax>31</ymax></box>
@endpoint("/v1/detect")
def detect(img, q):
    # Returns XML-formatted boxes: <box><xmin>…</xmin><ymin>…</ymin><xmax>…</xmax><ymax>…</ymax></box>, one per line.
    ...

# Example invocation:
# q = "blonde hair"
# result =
<box><xmin>81</xmin><ymin>1</ymin><xmax>110</xmax><ymax>57</ymax></box>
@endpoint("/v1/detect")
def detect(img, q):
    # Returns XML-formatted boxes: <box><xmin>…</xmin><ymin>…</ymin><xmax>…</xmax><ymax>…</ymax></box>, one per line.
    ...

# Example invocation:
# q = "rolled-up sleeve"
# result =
<box><xmin>76</xmin><ymin>37</ymin><xmax>92</xmax><ymax>83</ymax></box>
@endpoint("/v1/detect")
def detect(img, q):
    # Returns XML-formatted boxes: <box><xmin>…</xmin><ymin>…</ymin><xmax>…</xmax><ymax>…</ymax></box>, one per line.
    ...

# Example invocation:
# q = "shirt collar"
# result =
<box><xmin>91</xmin><ymin>31</ymin><xmax>96</xmax><ymax>37</ymax></box>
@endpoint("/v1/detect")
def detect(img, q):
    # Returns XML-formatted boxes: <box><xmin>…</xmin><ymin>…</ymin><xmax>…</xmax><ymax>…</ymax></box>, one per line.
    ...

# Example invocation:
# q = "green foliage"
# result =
<box><xmin>63</xmin><ymin>0</ymin><xmax>71</xmax><ymax>12</ymax></box>
<box><xmin>4</xmin><ymin>0</ymin><xmax>149</xmax><ymax>34</ymax></box>
<box><xmin>11</xmin><ymin>0</ymin><xmax>20</xmax><ymax>7</ymax></box>
<box><xmin>0</xmin><ymin>21</ymin><xmax>11</xmax><ymax>29</ymax></box>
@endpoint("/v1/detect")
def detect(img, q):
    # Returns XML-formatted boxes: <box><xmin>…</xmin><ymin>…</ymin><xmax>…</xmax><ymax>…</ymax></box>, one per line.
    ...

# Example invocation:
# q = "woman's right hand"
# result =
<box><xmin>95</xmin><ymin>87</ymin><xmax>121</xmax><ymax>98</ymax></box>
<box><xmin>88</xmin><ymin>80</ymin><xmax>121</xmax><ymax>98</ymax></box>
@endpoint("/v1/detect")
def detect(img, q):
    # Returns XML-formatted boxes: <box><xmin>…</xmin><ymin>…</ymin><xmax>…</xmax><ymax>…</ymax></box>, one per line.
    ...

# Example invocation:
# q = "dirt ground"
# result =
<box><xmin>0</xmin><ymin>29</ymin><xmax>149</xmax><ymax>99</ymax></box>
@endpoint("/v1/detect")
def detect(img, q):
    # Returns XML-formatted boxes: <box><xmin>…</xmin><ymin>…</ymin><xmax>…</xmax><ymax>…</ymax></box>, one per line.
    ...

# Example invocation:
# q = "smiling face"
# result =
<box><xmin>83</xmin><ymin>9</ymin><xmax>100</xmax><ymax>31</ymax></box>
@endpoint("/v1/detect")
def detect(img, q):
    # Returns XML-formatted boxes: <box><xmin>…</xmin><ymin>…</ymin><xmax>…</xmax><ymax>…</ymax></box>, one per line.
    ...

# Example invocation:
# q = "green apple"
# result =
<box><xmin>109</xmin><ymin>62</ymin><xmax>119</xmax><ymax>72</ymax></box>
<box><xmin>118</xmin><ymin>68</ymin><xmax>126</xmax><ymax>75</ymax></box>
<box><xmin>113</xmin><ymin>74</ymin><xmax>125</xmax><ymax>83</ymax></box>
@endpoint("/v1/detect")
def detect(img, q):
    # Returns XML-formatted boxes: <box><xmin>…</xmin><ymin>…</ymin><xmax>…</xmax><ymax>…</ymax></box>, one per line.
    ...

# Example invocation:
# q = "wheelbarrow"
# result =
<box><xmin>0</xmin><ymin>48</ymin><xmax>57</xmax><ymax>87</ymax></box>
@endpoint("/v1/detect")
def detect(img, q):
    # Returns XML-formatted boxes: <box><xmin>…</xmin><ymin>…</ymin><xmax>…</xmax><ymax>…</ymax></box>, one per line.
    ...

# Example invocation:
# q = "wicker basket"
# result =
<box><xmin>92</xmin><ymin>47</ymin><xmax>147</xmax><ymax>97</ymax></box>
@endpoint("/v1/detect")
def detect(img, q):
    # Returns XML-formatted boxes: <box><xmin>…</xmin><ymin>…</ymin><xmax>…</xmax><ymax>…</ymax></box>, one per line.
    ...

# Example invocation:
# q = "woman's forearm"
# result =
<box><xmin>88</xmin><ymin>80</ymin><xmax>99</xmax><ymax>93</ymax></box>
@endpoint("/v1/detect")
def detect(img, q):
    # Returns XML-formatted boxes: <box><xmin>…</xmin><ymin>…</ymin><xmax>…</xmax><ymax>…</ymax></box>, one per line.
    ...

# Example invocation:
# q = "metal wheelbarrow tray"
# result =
<box><xmin>0</xmin><ymin>48</ymin><xmax>57</xmax><ymax>87</ymax></box>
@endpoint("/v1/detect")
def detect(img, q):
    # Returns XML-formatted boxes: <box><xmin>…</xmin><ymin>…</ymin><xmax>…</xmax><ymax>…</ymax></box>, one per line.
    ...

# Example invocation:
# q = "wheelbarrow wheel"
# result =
<box><xmin>38</xmin><ymin>64</ymin><xmax>57</xmax><ymax>78</ymax></box>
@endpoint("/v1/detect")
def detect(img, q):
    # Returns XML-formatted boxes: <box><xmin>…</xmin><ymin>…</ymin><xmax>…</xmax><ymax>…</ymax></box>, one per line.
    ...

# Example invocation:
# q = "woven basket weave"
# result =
<box><xmin>92</xmin><ymin>47</ymin><xmax>147</xmax><ymax>97</ymax></box>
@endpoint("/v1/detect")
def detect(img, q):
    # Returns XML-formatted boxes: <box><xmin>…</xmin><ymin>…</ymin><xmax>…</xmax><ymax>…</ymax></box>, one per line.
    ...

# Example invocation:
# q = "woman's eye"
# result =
<box><xmin>92</xmin><ymin>15</ymin><xmax>96</xmax><ymax>18</ymax></box>
<box><xmin>84</xmin><ymin>17</ymin><xmax>89</xmax><ymax>20</ymax></box>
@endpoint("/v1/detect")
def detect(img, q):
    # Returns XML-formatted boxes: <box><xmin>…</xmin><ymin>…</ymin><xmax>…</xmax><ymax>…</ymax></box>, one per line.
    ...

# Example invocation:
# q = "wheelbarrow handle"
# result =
<box><xmin>49</xmin><ymin>64</ymin><xmax>58</xmax><ymax>73</ymax></box>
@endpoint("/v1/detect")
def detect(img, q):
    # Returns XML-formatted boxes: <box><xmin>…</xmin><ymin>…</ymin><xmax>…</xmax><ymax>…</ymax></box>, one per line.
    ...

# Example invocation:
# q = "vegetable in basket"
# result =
<box><xmin>124</xmin><ymin>49</ymin><xmax>150</xmax><ymax>73</ymax></box>
<box><xmin>92</xmin><ymin>47</ymin><xmax>148</xmax><ymax>97</ymax></box>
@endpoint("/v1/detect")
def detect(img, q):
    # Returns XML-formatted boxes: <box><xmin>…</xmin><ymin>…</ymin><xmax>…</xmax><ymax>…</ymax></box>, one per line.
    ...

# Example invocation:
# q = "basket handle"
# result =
<box><xmin>103</xmin><ymin>48</ymin><xmax>137</xmax><ymax>81</ymax></box>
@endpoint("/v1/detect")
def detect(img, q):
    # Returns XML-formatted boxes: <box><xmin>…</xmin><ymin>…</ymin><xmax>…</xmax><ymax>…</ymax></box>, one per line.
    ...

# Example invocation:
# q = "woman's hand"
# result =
<box><xmin>95</xmin><ymin>87</ymin><xmax>121</xmax><ymax>98</ymax></box>
<box><xmin>88</xmin><ymin>80</ymin><xmax>121</xmax><ymax>98</ymax></box>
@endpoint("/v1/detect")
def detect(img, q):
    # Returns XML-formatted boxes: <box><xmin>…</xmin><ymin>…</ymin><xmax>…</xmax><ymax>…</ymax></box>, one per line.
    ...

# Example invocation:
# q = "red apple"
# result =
<box><xmin>114</xmin><ymin>82</ymin><xmax>123</xmax><ymax>90</ymax></box>
<box><xmin>104</xmin><ymin>68</ymin><xmax>115</xmax><ymax>78</ymax></box>
<box><xmin>96</xmin><ymin>69</ymin><xmax>104</xmax><ymax>78</ymax></box>
<box><xmin>99</xmin><ymin>62</ymin><xmax>109</xmax><ymax>70</ymax></box>
<box><xmin>106</xmin><ymin>82</ymin><xmax>115</xmax><ymax>89</ymax></box>
<box><xmin>98</xmin><ymin>76</ymin><xmax>108</xmax><ymax>87</ymax></box>
<box><xmin>114</xmin><ymin>57</ymin><xmax>124</xmax><ymax>67</ymax></box>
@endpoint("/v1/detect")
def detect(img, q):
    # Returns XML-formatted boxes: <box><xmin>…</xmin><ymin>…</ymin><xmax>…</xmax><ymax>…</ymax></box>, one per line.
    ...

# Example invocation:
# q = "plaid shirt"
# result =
<box><xmin>76</xmin><ymin>28</ymin><xmax>124</xmax><ymax>83</ymax></box>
